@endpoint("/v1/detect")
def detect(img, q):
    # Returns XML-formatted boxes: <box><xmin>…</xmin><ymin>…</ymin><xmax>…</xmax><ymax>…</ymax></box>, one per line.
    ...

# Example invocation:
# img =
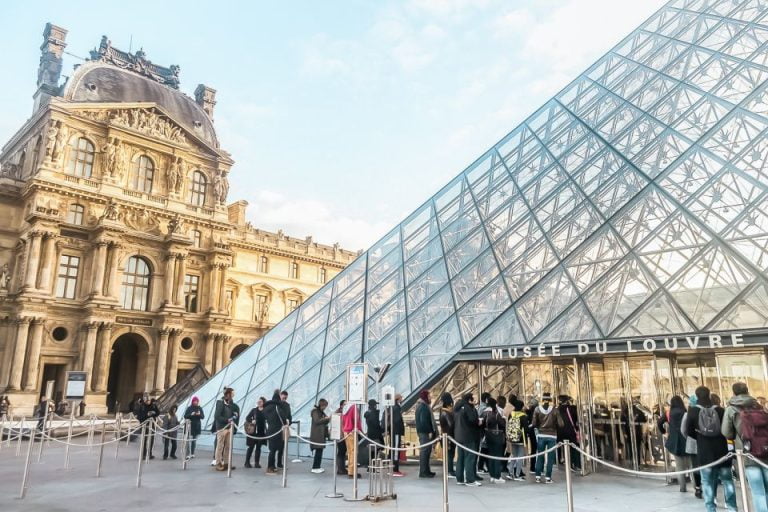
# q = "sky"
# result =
<box><xmin>0</xmin><ymin>0</ymin><xmax>664</xmax><ymax>251</ymax></box>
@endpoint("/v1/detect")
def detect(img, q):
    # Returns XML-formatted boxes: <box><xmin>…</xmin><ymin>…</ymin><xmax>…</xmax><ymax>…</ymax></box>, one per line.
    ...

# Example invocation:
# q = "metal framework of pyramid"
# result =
<box><xmin>182</xmin><ymin>0</ymin><xmax>768</xmax><ymax>428</ymax></box>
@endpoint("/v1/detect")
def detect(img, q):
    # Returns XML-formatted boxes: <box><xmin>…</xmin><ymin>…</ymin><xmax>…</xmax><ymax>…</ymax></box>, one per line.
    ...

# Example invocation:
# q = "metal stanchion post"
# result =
<box><xmin>19</xmin><ymin>423</ymin><xmax>35</xmax><ymax>499</ymax></box>
<box><xmin>181</xmin><ymin>420</ymin><xmax>189</xmax><ymax>470</ymax></box>
<box><xmin>735</xmin><ymin>450</ymin><xmax>752</xmax><ymax>512</ymax></box>
<box><xmin>16</xmin><ymin>416</ymin><xmax>25</xmax><ymax>457</ymax></box>
<box><xmin>64</xmin><ymin>410</ymin><xmax>74</xmax><ymax>469</ymax></box>
<box><xmin>441</xmin><ymin>434</ymin><xmax>449</xmax><ymax>512</ymax></box>
<box><xmin>345</xmin><ymin>423</ymin><xmax>366</xmax><ymax>502</ymax></box>
<box><xmin>564</xmin><ymin>441</ymin><xmax>574</xmax><ymax>512</ymax></box>
<box><xmin>325</xmin><ymin>439</ymin><xmax>344</xmax><ymax>498</ymax></box>
<box><xmin>37</xmin><ymin>405</ymin><xmax>50</xmax><ymax>462</ymax></box>
<box><xmin>115</xmin><ymin>414</ymin><xmax>122</xmax><ymax>460</ymax></box>
<box><xmin>87</xmin><ymin>415</ymin><xmax>95</xmax><ymax>452</ymax></box>
<box><xmin>0</xmin><ymin>413</ymin><xmax>5</xmax><ymax>453</ymax></box>
<box><xmin>96</xmin><ymin>422</ymin><xmax>106</xmax><ymax>477</ymax></box>
<box><xmin>282</xmin><ymin>425</ymin><xmax>289</xmax><ymax>488</ymax></box>
<box><xmin>227</xmin><ymin>425</ymin><xmax>234</xmax><ymax>478</ymax></box>
<box><xmin>292</xmin><ymin>421</ymin><xmax>302</xmax><ymax>463</ymax></box>
<box><xmin>136</xmin><ymin>423</ymin><xmax>146</xmax><ymax>488</ymax></box>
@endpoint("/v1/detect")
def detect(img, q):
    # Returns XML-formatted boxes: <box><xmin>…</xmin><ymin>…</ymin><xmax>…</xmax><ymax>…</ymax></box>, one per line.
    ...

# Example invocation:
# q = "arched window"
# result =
<box><xmin>120</xmin><ymin>256</ymin><xmax>151</xmax><ymax>311</ymax></box>
<box><xmin>66</xmin><ymin>137</ymin><xmax>95</xmax><ymax>178</ymax></box>
<box><xmin>66</xmin><ymin>203</ymin><xmax>84</xmax><ymax>225</ymax></box>
<box><xmin>188</xmin><ymin>170</ymin><xmax>207</xmax><ymax>206</ymax></box>
<box><xmin>30</xmin><ymin>137</ymin><xmax>42</xmax><ymax>176</ymax></box>
<box><xmin>131</xmin><ymin>155</ymin><xmax>155</xmax><ymax>193</ymax></box>
<box><xmin>191</xmin><ymin>229</ymin><xmax>202</xmax><ymax>248</ymax></box>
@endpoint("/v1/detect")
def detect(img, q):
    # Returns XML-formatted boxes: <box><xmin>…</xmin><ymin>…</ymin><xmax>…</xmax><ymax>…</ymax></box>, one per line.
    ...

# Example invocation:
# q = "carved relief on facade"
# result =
<box><xmin>99</xmin><ymin>198</ymin><xmax>121</xmax><ymax>222</ymax></box>
<box><xmin>213</xmin><ymin>169</ymin><xmax>230</xmax><ymax>204</ymax></box>
<box><xmin>123</xmin><ymin>208</ymin><xmax>161</xmax><ymax>234</ymax></box>
<box><xmin>75</xmin><ymin>108</ymin><xmax>187</xmax><ymax>145</ymax></box>
<box><xmin>166</xmin><ymin>214</ymin><xmax>184</xmax><ymax>235</ymax></box>
<box><xmin>45</xmin><ymin>120</ymin><xmax>69</xmax><ymax>165</ymax></box>
<box><xmin>166</xmin><ymin>156</ymin><xmax>184</xmax><ymax>195</ymax></box>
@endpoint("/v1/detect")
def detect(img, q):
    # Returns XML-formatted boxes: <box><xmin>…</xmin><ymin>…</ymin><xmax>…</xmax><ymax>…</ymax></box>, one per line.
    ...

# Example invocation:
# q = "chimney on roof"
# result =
<box><xmin>33</xmin><ymin>23</ymin><xmax>68</xmax><ymax>113</ymax></box>
<box><xmin>195</xmin><ymin>84</ymin><xmax>217</xmax><ymax>119</ymax></box>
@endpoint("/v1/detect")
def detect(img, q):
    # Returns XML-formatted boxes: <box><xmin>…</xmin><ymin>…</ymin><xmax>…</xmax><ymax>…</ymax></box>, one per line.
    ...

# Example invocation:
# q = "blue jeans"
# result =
<box><xmin>700</xmin><ymin>466</ymin><xmax>737</xmax><ymax>512</ymax></box>
<box><xmin>456</xmin><ymin>441</ymin><xmax>478</xmax><ymax>483</ymax></box>
<box><xmin>746</xmin><ymin>465</ymin><xmax>768</xmax><ymax>512</ymax></box>
<box><xmin>535</xmin><ymin>437</ymin><xmax>557</xmax><ymax>478</ymax></box>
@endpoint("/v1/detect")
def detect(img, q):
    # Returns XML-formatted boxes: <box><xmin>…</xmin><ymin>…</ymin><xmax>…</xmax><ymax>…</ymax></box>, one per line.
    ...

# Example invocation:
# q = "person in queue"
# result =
<box><xmin>365</xmin><ymin>399</ymin><xmax>384</xmax><ymax>458</ymax></box>
<box><xmin>683</xmin><ymin>386</ymin><xmax>736</xmax><ymax>512</ymax></box>
<box><xmin>415</xmin><ymin>389</ymin><xmax>438</xmax><ymax>478</ymax></box>
<box><xmin>439</xmin><ymin>392</ymin><xmax>456</xmax><ymax>479</ymax></box>
<box><xmin>532</xmin><ymin>392</ymin><xmax>564</xmax><ymax>483</ymax></box>
<box><xmin>482</xmin><ymin>397</ymin><xmax>506</xmax><ymax>484</ymax></box>
<box><xmin>335</xmin><ymin>399</ymin><xmax>348</xmax><ymax>475</ymax></box>
<box><xmin>277</xmin><ymin>390</ymin><xmax>292</xmax><ymax>469</ymax></box>
<box><xmin>136</xmin><ymin>393</ymin><xmax>159</xmax><ymax>460</ymax></box>
<box><xmin>476</xmin><ymin>392</ymin><xmax>491</xmax><ymax>474</ymax></box>
<box><xmin>342</xmin><ymin>398</ymin><xmax>362</xmax><ymax>479</ymax></box>
<box><xmin>557</xmin><ymin>395</ymin><xmax>581</xmax><ymax>471</ymax></box>
<box><xmin>310</xmin><ymin>398</ymin><xmax>331</xmax><ymax>473</ymax></box>
<box><xmin>658</xmin><ymin>396</ymin><xmax>691</xmax><ymax>492</ymax></box>
<box><xmin>183</xmin><ymin>396</ymin><xmax>204</xmax><ymax>460</ymax></box>
<box><xmin>722</xmin><ymin>382</ymin><xmax>768</xmax><ymax>512</ymax></box>
<box><xmin>213</xmin><ymin>387</ymin><xmax>240</xmax><ymax>472</ymax></box>
<box><xmin>162</xmin><ymin>404</ymin><xmax>180</xmax><ymax>460</ymax></box>
<box><xmin>244</xmin><ymin>397</ymin><xmax>266</xmax><ymax>468</ymax></box>
<box><xmin>454</xmin><ymin>392</ymin><xmax>482</xmax><ymax>486</ymax></box>
<box><xmin>382</xmin><ymin>393</ymin><xmax>406</xmax><ymax>477</ymax></box>
<box><xmin>263</xmin><ymin>390</ymin><xmax>287</xmax><ymax>475</ymax></box>
<box><xmin>506</xmin><ymin>398</ymin><xmax>529</xmax><ymax>481</ymax></box>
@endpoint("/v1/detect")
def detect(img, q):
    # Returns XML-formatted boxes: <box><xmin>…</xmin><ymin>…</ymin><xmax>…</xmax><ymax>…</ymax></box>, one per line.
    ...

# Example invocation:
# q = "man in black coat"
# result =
<box><xmin>454</xmin><ymin>393</ymin><xmax>482</xmax><ymax>486</ymax></box>
<box><xmin>382</xmin><ymin>394</ymin><xmax>406</xmax><ymax>476</ymax></box>
<box><xmin>277</xmin><ymin>390</ymin><xmax>292</xmax><ymax>469</ymax></box>
<box><xmin>557</xmin><ymin>395</ymin><xmax>581</xmax><ymax>470</ymax></box>
<box><xmin>136</xmin><ymin>394</ymin><xmax>160</xmax><ymax>460</ymax></box>
<box><xmin>263</xmin><ymin>390</ymin><xmax>288</xmax><ymax>474</ymax></box>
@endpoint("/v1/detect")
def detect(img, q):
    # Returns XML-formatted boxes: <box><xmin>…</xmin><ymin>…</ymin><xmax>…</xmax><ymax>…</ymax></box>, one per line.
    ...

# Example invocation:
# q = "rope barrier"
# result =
<box><xmin>745</xmin><ymin>453</ymin><xmax>768</xmax><ymax>470</ymax></box>
<box><xmin>359</xmin><ymin>431</ymin><xmax>440</xmax><ymax>452</ymax></box>
<box><xmin>571</xmin><ymin>445</ymin><xmax>734</xmax><ymax>477</ymax></box>
<box><xmin>448</xmin><ymin>435</ymin><xmax>562</xmax><ymax>461</ymax></box>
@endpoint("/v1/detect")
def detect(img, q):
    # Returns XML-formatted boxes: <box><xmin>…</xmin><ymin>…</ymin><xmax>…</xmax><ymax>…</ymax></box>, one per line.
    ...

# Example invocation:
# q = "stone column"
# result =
<box><xmin>37</xmin><ymin>233</ymin><xmax>58</xmax><ymax>293</ymax></box>
<box><xmin>8</xmin><ymin>317</ymin><xmax>31</xmax><ymax>390</ymax></box>
<box><xmin>106</xmin><ymin>243</ymin><xmax>122</xmax><ymax>298</ymax></box>
<box><xmin>204</xmin><ymin>333</ymin><xmax>215</xmax><ymax>374</ymax></box>
<box><xmin>218</xmin><ymin>265</ymin><xmax>228</xmax><ymax>312</ymax></box>
<box><xmin>208</xmin><ymin>264</ymin><xmax>220</xmax><ymax>312</ymax></box>
<box><xmin>163</xmin><ymin>253</ymin><xmax>176</xmax><ymax>305</ymax></box>
<box><xmin>154</xmin><ymin>328</ymin><xmax>170</xmax><ymax>392</ymax></box>
<box><xmin>215</xmin><ymin>334</ymin><xmax>225</xmax><ymax>373</ymax></box>
<box><xmin>167</xmin><ymin>330</ymin><xmax>181</xmax><ymax>388</ymax></box>
<box><xmin>23</xmin><ymin>232</ymin><xmax>43</xmax><ymax>289</ymax></box>
<box><xmin>90</xmin><ymin>241</ymin><xmax>108</xmax><ymax>296</ymax></box>
<box><xmin>81</xmin><ymin>322</ymin><xmax>99</xmax><ymax>390</ymax></box>
<box><xmin>175</xmin><ymin>254</ymin><xmax>187</xmax><ymax>307</ymax></box>
<box><xmin>23</xmin><ymin>318</ymin><xmax>45</xmax><ymax>391</ymax></box>
<box><xmin>94</xmin><ymin>323</ymin><xmax>113</xmax><ymax>392</ymax></box>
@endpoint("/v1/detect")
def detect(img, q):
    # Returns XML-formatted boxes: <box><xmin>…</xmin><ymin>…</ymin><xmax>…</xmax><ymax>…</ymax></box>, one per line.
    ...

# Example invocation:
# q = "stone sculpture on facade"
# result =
<box><xmin>167</xmin><ymin>213</ymin><xmax>184</xmax><ymax>235</ymax></box>
<box><xmin>103</xmin><ymin>136</ymin><xmax>120</xmax><ymax>177</ymax></box>
<box><xmin>100</xmin><ymin>198</ymin><xmax>120</xmax><ymax>221</ymax></box>
<box><xmin>110</xmin><ymin>108</ymin><xmax>186</xmax><ymax>144</ymax></box>
<box><xmin>167</xmin><ymin>156</ymin><xmax>183</xmax><ymax>194</ymax></box>
<box><xmin>213</xmin><ymin>170</ymin><xmax>229</xmax><ymax>204</ymax></box>
<box><xmin>0</xmin><ymin>263</ymin><xmax>10</xmax><ymax>291</ymax></box>
<box><xmin>52</xmin><ymin>123</ymin><xmax>69</xmax><ymax>164</ymax></box>
<box><xmin>45</xmin><ymin>121</ymin><xmax>59</xmax><ymax>159</ymax></box>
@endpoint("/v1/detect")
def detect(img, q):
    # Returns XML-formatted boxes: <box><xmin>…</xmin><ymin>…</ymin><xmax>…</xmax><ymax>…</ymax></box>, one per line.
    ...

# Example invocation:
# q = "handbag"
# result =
<box><xmin>566</xmin><ymin>407</ymin><xmax>580</xmax><ymax>443</ymax></box>
<box><xmin>245</xmin><ymin>421</ymin><xmax>256</xmax><ymax>436</ymax></box>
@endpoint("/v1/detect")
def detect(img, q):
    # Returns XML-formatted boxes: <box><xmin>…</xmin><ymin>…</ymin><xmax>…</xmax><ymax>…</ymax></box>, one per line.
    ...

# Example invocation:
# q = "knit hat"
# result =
<box><xmin>419</xmin><ymin>389</ymin><xmax>430</xmax><ymax>402</ymax></box>
<box><xmin>191</xmin><ymin>396</ymin><xmax>200</xmax><ymax>404</ymax></box>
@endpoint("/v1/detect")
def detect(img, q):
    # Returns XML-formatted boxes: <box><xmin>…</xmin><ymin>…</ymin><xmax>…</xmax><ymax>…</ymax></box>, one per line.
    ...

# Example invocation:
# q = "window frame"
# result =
<box><xmin>55</xmin><ymin>254</ymin><xmax>80</xmax><ymax>299</ymax></box>
<box><xmin>290</xmin><ymin>261</ymin><xmax>299</xmax><ymax>279</ymax></box>
<box><xmin>259</xmin><ymin>255</ymin><xmax>269</xmax><ymax>273</ymax></box>
<box><xmin>183</xmin><ymin>273</ymin><xmax>200</xmax><ymax>313</ymax></box>
<box><xmin>66</xmin><ymin>137</ymin><xmax>95</xmax><ymax>178</ymax></box>
<box><xmin>120</xmin><ymin>256</ymin><xmax>152</xmax><ymax>311</ymax></box>
<box><xmin>319</xmin><ymin>267</ymin><xmax>327</xmax><ymax>284</ymax></box>
<box><xmin>191</xmin><ymin>229</ymin><xmax>202</xmax><ymax>248</ymax></box>
<box><xmin>188</xmin><ymin>170</ymin><xmax>207</xmax><ymax>207</ymax></box>
<box><xmin>131</xmin><ymin>155</ymin><xmax>155</xmax><ymax>194</ymax></box>
<box><xmin>66</xmin><ymin>203</ymin><xmax>85</xmax><ymax>225</ymax></box>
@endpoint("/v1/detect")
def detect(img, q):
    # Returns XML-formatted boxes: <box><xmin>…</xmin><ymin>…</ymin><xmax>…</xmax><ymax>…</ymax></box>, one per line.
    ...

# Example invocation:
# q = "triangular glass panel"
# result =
<box><xmin>712</xmin><ymin>281</ymin><xmax>768</xmax><ymax>329</ymax></box>
<box><xmin>465</xmin><ymin>306</ymin><xmax>526</xmax><ymax>348</ymax></box>
<box><xmin>517</xmin><ymin>268</ymin><xmax>579</xmax><ymax>340</ymax></box>
<box><xmin>565</xmin><ymin>227</ymin><xmax>627</xmax><ymax>291</ymax></box>
<box><xmin>457</xmin><ymin>277</ymin><xmax>511</xmax><ymax>344</ymax></box>
<box><xmin>411</xmin><ymin>317</ymin><xmax>462</xmax><ymax>390</ymax></box>
<box><xmin>613</xmin><ymin>291</ymin><xmax>696</xmax><ymax>337</ymax></box>
<box><xmin>637</xmin><ymin>211</ymin><xmax>711</xmax><ymax>284</ymax></box>
<box><xmin>668</xmin><ymin>245</ymin><xmax>756</xmax><ymax>328</ymax></box>
<box><xmin>536</xmin><ymin>301</ymin><xmax>602</xmax><ymax>344</ymax></box>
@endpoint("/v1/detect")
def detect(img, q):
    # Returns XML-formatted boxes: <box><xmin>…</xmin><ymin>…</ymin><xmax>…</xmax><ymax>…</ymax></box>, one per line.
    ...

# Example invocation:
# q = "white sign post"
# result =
<box><xmin>65</xmin><ymin>372</ymin><xmax>87</xmax><ymax>400</ymax></box>
<box><xmin>345</xmin><ymin>363</ymin><xmax>368</xmax><ymax>404</ymax></box>
<box><xmin>330</xmin><ymin>413</ymin><xmax>342</xmax><ymax>441</ymax></box>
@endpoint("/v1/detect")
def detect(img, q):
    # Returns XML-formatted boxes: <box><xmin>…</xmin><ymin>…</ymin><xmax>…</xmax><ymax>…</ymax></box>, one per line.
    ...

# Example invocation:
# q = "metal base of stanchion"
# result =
<box><xmin>325</xmin><ymin>492</ymin><xmax>344</xmax><ymax>499</ymax></box>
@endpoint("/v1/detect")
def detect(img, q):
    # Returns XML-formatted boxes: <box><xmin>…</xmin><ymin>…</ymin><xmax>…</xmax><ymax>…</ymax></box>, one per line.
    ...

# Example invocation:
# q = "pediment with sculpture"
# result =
<box><xmin>73</xmin><ymin>106</ymin><xmax>190</xmax><ymax>146</ymax></box>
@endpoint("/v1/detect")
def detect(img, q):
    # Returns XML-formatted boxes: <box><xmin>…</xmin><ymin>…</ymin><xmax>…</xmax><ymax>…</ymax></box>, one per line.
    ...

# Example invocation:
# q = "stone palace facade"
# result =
<box><xmin>0</xmin><ymin>24</ymin><xmax>357</xmax><ymax>415</ymax></box>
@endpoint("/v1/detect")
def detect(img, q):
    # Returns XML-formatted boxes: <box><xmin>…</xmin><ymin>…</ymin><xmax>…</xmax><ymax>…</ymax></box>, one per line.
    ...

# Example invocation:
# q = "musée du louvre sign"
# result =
<box><xmin>487</xmin><ymin>332</ymin><xmax>760</xmax><ymax>361</ymax></box>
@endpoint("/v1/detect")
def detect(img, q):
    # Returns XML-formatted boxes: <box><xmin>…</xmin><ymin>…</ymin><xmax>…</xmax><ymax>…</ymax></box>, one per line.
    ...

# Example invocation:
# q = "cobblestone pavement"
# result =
<box><xmin>0</xmin><ymin>440</ymin><xmax>725</xmax><ymax>511</ymax></box>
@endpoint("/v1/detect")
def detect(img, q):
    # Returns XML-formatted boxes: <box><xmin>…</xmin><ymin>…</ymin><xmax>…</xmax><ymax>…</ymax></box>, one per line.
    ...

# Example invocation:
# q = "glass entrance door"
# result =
<box><xmin>716</xmin><ymin>352</ymin><xmax>768</xmax><ymax>400</ymax></box>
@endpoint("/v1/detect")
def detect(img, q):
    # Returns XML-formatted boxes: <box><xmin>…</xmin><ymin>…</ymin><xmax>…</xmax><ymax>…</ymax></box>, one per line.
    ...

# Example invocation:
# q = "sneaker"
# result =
<box><xmin>311</xmin><ymin>468</ymin><xmax>325</xmax><ymax>474</ymax></box>
<box><xmin>185</xmin><ymin>455</ymin><xmax>192</xmax><ymax>461</ymax></box>
<box><xmin>393</xmin><ymin>471</ymin><xmax>405</xmax><ymax>477</ymax></box>
<box><xmin>455</xmin><ymin>481</ymin><xmax>465</xmax><ymax>486</ymax></box>
<box><xmin>215</xmin><ymin>464</ymin><xmax>225</xmax><ymax>471</ymax></box>
<box><xmin>535</xmin><ymin>476</ymin><xmax>541</xmax><ymax>483</ymax></box>
<box><xmin>477</xmin><ymin>469</ymin><xmax>488</xmax><ymax>475</ymax></box>
<box><xmin>466</xmin><ymin>481</ymin><xmax>482</xmax><ymax>487</ymax></box>
<box><xmin>695</xmin><ymin>487</ymin><xmax>703</xmax><ymax>499</ymax></box>
<box><xmin>491</xmin><ymin>478</ymin><xmax>505</xmax><ymax>484</ymax></box>
<box><xmin>545</xmin><ymin>477</ymin><xmax>553</xmax><ymax>484</ymax></box>
<box><xmin>265</xmin><ymin>468</ymin><xmax>279</xmax><ymax>475</ymax></box>
<box><xmin>210</xmin><ymin>459</ymin><xmax>217</xmax><ymax>467</ymax></box>
<box><xmin>447</xmin><ymin>473</ymin><xmax>456</xmax><ymax>479</ymax></box>
<box><xmin>504</xmin><ymin>474</ymin><xmax>515</xmax><ymax>480</ymax></box>
<box><xmin>190</xmin><ymin>454</ymin><xmax>196</xmax><ymax>459</ymax></box>
<box><xmin>514</xmin><ymin>476</ymin><xmax>525</xmax><ymax>482</ymax></box>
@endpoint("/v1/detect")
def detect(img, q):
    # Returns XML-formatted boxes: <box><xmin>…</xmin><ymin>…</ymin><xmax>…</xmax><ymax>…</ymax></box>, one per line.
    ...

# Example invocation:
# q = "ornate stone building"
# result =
<box><xmin>0</xmin><ymin>24</ymin><xmax>357</xmax><ymax>415</ymax></box>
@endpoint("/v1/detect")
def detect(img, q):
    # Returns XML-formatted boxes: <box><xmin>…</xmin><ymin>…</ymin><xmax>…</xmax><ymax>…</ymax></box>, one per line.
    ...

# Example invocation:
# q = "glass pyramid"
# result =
<box><xmin>182</xmin><ymin>0</ymin><xmax>768</xmax><ymax>429</ymax></box>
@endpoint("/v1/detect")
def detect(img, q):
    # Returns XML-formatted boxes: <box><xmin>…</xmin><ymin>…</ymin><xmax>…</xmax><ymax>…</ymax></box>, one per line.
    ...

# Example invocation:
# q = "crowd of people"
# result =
<box><xmin>658</xmin><ymin>382</ymin><xmax>768</xmax><ymax>512</ymax></box>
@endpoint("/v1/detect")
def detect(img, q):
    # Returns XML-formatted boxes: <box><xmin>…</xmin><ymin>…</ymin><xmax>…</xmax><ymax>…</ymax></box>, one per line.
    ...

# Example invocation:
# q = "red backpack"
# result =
<box><xmin>739</xmin><ymin>406</ymin><xmax>768</xmax><ymax>459</ymax></box>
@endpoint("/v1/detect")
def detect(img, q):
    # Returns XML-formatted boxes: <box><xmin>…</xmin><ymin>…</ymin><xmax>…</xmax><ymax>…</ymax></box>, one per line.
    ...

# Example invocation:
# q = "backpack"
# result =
<box><xmin>697</xmin><ymin>406</ymin><xmax>721</xmax><ymax>437</ymax></box>
<box><xmin>507</xmin><ymin>412</ymin><xmax>524</xmax><ymax>443</ymax></box>
<box><xmin>739</xmin><ymin>406</ymin><xmax>768</xmax><ymax>459</ymax></box>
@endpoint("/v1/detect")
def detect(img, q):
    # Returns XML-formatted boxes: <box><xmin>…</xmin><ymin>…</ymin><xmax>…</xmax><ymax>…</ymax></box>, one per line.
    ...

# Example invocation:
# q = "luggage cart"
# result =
<box><xmin>367</xmin><ymin>445</ymin><xmax>397</xmax><ymax>503</ymax></box>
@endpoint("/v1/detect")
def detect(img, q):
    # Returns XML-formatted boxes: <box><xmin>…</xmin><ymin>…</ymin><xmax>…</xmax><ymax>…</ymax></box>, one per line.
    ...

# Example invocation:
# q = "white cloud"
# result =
<box><xmin>243</xmin><ymin>189</ymin><xmax>395</xmax><ymax>250</ymax></box>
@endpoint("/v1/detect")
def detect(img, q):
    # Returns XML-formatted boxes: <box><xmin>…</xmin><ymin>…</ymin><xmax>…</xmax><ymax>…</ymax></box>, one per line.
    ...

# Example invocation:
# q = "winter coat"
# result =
<box><xmin>722</xmin><ymin>394</ymin><xmax>760</xmax><ymax>466</ymax></box>
<box><xmin>342</xmin><ymin>404</ymin><xmax>361</xmax><ymax>433</ymax></box>
<box><xmin>482</xmin><ymin>408</ymin><xmax>506</xmax><ymax>446</ymax></box>
<box><xmin>658</xmin><ymin>407</ymin><xmax>687</xmax><ymax>457</ymax></box>
<box><xmin>214</xmin><ymin>398</ymin><xmax>241</xmax><ymax>432</ymax></box>
<box><xmin>414</xmin><ymin>399</ymin><xmax>437</xmax><ymax>435</ymax></box>
<box><xmin>557</xmin><ymin>404</ymin><xmax>579</xmax><ymax>442</ymax></box>
<box><xmin>136</xmin><ymin>401</ymin><xmax>160</xmax><ymax>424</ymax></box>
<box><xmin>453</xmin><ymin>399</ymin><xmax>481</xmax><ymax>446</ymax></box>
<box><xmin>365</xmin><ymin>408</ymin><xmax>384</xmax><ymax>441</ymax></box>
<box><xmin>245</xmin><ymin>407</ymin><xmax>266</xmax><ymax>447</ymax></box>
<box><xmin>162</xmin><ymin>413</ymin><xmax>180</xmax><ymax>439</ymax></box>
<box><xmin>439</xmin><ymin>406</ymin><xmax>455</xmax><ymax>437</ymax></box>
<box><xmin>382</xmin><ymin>403</ymin><xmax>405</xmax><ymax>436</ymax></box>
<box><xmin>310</xmin><ymin>407</ymin><xmax>330</xmax><ymax>446</ymax></box>
<box><xmin>532</xmin><ymin>404</ymin><xmax>564</xmax><ymax>438</ymax></box>
<box><xmin>684</xmin><ymin>405</ymin><xmax>729</xmax><ymax>468</ymax></box>
<box><xmin>183</xmin><ymin>405</ymin><xmax>205</xmax><ymax>437</ymax></box>
<box><xmin>263</xmin><ymin>399</ymin><xmax>287</xmax><ymax>435</ymax></box>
